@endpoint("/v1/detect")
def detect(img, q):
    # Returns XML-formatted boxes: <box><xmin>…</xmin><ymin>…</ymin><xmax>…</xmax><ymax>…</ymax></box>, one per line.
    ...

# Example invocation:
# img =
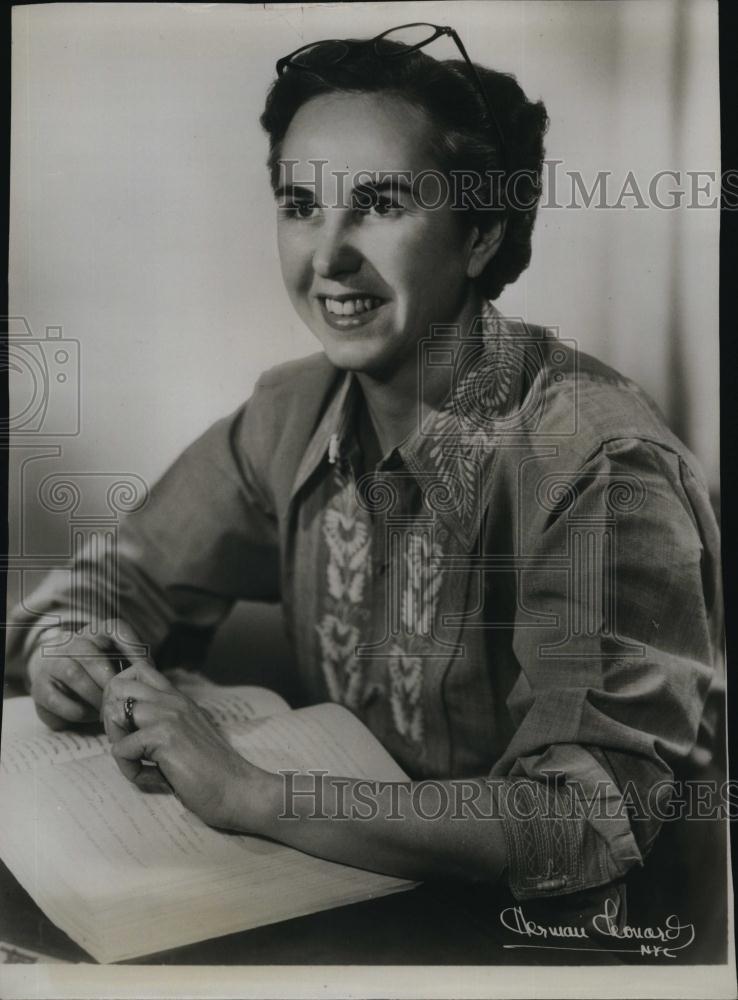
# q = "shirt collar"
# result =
<box><xmin>290</xmin><ymin>302</ymin><xmax>528</xmax><ymax>548</ymax></box>
<box><xmin>289</xmin><ymin>365</ymin><xmax>356</xmax><ymax>501</ymax></box>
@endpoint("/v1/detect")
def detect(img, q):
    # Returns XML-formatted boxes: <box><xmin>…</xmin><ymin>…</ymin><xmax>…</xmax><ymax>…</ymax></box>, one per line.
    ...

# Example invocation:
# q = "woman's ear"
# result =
<box><xmin>466</xmin><ymin>218</ymin><xmax>506</xmax><ymax>279</ymax></box>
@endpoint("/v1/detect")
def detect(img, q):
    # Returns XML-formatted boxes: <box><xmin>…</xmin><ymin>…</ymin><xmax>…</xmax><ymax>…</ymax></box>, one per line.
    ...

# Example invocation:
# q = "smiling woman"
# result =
<box><xmin>275</xmin><ymin>89</ymin><xmax>497</xmax><ymax>397</ymax></box>
<box><xmin>7</xmin><ymin>19</ymin><xmax>725</xmax><ymax>954</ymax></box>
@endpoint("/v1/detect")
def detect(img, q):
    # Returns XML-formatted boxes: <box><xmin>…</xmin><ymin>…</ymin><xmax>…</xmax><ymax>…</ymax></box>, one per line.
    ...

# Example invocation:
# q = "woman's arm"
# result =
<box><xmin>103</xmin><ymin>663</ymin><xmax>508</xmax><ymax>885</ymax></box>
<box><xmin>8</xmin><ymin>399</ymin><xmax>280</xmax><ymax>728</ymax></box>
<box><xmin>242</xmin><ymin>771</ymin><xmax>508</xmax><ymax>884</ymax></box>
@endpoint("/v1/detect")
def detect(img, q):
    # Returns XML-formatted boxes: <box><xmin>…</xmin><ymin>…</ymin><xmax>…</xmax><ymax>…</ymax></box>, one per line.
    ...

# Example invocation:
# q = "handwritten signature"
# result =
<box><xmin>500</xmin><ymin>898</ymin><xmax>695</xmax><ymax>958</ymax></box>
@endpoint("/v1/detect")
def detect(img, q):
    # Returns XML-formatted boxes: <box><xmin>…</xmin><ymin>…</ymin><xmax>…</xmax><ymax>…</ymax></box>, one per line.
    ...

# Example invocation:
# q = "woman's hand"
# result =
<box><xmin>103</xmin><ymin>667</ymin><xmax>508</xmax><ymax>885</ymax></box>
<box><xmin>27</xmin><ymin>619</ymin><xmax>150</xmax><ymax>730</ymax></box>
<box><xmin>102</xmin><ymin>661</ymin><xmax>268</xmax><ymax>831</ymax></box>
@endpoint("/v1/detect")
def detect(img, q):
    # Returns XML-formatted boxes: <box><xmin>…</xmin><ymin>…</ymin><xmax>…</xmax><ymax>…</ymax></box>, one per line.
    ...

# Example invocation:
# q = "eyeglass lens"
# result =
<box><xmin>375</xmin><ymin>24</ymin><xmax>441</xmax><ymax>53</ymax></box>
<box><xmin>289</xmin><ymin>40</ymin><xmax>351</xmax><ymax>70</ymax></box>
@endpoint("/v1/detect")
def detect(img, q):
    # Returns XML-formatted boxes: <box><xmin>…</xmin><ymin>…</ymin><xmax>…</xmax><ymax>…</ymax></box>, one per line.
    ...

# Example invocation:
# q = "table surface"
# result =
<box><xmin>2</xmin><ymin>853</ymin><xmax>728</xmax><ymax>968</ymax></box>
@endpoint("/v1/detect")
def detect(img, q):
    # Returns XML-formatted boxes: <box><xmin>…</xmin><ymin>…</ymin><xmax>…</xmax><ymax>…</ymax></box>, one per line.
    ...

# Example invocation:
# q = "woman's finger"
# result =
<box><xmin>72</xmin><ymin>621</ymin><xmax>151</xmax><ymax>681</ymax></box>
<box><xmin>102</xmin><ymin>682</ymin><xmax>166</xmax><ymax>742</ymax></box>
<box><xmin>45</xmin><ymin>652</ymin><xmax>110</xmax><ymax>710</ymax></box>
<box><xmin>104</xmin><ymin>677</ymin><xmax>175</xmax><ymax>706</ymax></box>
<box><xmin>113</xmin><ymin>660</ymin><xmax>173</xmax><ymax>692</ymax></box>
<box><xmin>102</xmin><ymin>676</ymin><xmax>177</xmax><ymax>736</ymax></box>
<box><xmin>70</xmin><ymin>620</ymin><xmax>155</xmax><ymax>682</ymax></box>
<box><xmin>110</xmin><ymin>730</ymin><xmax>148</xmax><ymax>782</ymax></box>
<box><xmin>32</xmin><ymin>670</ymin><xmax>100</xmax><ymax>724</ymax></box>
<box><xmin>30</xmin><ymin>635</ymin><xmax>116</xmax><ymax>710</ymax></box>
<box><xmin>33</xmin><ymin>699</ymin><xmax>85</xmax><ymax>731</ymax></box>
<box><xmin>79</xmin><ymin>653</ymin><xmax>120</xmax><ymax>693</ymax></box>
<box><xmin>110</xmin><ymin>728</ymin><xmax>164</xmax><ymax>782</ymax></box>
<box><xmin>103</xmin><ymin>687</ymin><xmax>176</xmax><ymax>742</ymax></box>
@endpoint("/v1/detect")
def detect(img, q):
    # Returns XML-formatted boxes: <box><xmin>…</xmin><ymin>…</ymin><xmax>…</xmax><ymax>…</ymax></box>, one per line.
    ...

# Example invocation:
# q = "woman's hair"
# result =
<box><xmin>260</xmin><ymin>38</ymin><xmax>549</xmax><ymax>300</ymax></box>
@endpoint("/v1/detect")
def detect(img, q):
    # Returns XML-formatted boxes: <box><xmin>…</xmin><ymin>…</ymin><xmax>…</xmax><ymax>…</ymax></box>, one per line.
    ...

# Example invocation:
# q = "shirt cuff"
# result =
<box><xmin>497</xmin><ymin>777</ymin><xmax>643</xmax><ymax>901</ymax></box>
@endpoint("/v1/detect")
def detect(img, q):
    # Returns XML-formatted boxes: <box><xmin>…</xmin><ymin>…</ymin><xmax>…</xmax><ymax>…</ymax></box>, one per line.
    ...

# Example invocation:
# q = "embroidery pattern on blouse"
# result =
<box><xmin>387</xmin><ymin>531</ymin><xmax>444</xmax><ymax>745</ymax></box>
<box><xmin>315</xmin><ymin>302</ymin><xmax>520</xmax><ymax>749</ymax></box>
<box><xmin>426</xmin><ymin>305</ymin><xmax>520</xmax><ymax>529</ymax></box>
<box><xmin>316</xmin><ymin>462</ymin><xmax>448</xmax><ymax>748</ymax></box>
<box><xmin>315</xmin><ymin>466</ymin><xmax>371</xmax><ymax>712</ymax></box>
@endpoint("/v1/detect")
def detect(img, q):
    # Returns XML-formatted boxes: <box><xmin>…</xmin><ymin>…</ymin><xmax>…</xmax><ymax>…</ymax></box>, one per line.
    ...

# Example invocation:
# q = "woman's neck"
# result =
<box><xmin>355</xmin><ymin>291</ymin><xmax>486</xmax><ymax>458</ymax></box>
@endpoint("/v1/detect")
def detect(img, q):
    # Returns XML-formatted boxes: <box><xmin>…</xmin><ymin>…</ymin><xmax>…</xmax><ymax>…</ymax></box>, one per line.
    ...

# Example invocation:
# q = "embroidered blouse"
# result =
<box><xmin>6</xmin><ymin>304</ymin><xmax>723</xmax><ymax>903</ymax></box>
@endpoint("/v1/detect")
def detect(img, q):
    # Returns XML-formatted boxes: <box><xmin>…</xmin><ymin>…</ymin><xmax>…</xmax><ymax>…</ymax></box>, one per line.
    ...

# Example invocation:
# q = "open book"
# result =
<box><xmin>0</xmin><ymin>671</ymin><xmax>415</xmax><ymax>963</ymax></box>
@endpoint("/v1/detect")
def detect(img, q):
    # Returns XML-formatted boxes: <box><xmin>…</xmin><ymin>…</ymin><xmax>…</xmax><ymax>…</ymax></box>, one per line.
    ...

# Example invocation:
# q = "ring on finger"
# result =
<box><xmin>123</xmin><ymin>695</ymin><xmax>136</xmax><ymax>732</ymax></box>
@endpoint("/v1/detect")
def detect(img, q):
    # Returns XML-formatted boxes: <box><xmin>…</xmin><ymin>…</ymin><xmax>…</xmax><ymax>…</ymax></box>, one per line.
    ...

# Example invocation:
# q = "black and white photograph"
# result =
<box><xmin>1</xmin><ymin>2</ymin><xmax>734</xmax><ymax>997</ymax></box>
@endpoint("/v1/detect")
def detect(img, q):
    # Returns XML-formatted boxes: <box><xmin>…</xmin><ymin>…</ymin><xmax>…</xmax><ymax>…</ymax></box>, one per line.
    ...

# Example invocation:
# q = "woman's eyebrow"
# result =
<box><xmin>274</xmin><ymin>183</ymin><xmax>316</xmax><ymax>202</ymax></box>
<box><xmin>353</xmin><ymin>178</ymin><xmax>413</xmax><ymax>199</ymax></box>
<box><xmin>274</xmin><ymin>178</ymin><xmax>414</xmax><ymax>205</ymax></box>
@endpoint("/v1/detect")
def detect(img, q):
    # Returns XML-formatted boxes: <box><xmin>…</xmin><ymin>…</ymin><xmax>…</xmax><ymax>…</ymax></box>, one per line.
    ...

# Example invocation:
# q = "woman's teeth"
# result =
<box><xmin>324</xmin><ymin>297</ymin><xmax>382</xmax><ymax>316</ymax></box>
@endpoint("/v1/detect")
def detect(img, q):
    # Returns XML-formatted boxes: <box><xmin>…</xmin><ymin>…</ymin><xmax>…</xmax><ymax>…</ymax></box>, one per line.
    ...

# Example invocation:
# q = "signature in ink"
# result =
<box><xmin>592</xmin><ymin>897</ymin><xmax>695</xmax><ymax>957</ymax></box>
<box><xmin>500</xmin><ymin>898</ymin><xmax>695</xmax><ymax>959</ymax></box>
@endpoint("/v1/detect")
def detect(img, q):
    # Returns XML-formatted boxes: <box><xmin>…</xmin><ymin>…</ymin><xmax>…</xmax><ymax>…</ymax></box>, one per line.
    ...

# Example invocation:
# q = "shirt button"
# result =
<box><xmin>534</xmin><ymin>876</ymin><xmax>568</xmax><ymax>891</ymax></box>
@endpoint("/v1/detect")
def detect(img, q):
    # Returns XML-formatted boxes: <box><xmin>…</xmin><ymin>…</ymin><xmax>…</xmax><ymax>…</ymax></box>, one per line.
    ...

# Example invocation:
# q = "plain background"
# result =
<box><xmin>7</xmin><ymin>1</ymin><xmax>720</xmax><ymax>662</ymax></box>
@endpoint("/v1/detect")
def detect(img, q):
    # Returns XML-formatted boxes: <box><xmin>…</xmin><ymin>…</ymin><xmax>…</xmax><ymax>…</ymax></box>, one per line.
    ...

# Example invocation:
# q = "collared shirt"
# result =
<box><xmin>6</xmin><ymin>304</ymin><xmax>724</xmax><ymax>903</ymax></box>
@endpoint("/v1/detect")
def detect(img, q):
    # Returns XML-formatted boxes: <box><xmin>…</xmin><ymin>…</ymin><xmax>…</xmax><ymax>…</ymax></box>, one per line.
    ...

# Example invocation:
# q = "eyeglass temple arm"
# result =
<box><xmin>445</xmin><ymin>28</ymin><xmax>506</xmax><ymax>165</ymax></box>
<box><xmin>446</xmin><ymin>30</ymin><xmax>493</xmax><ymax>113</ymax></box>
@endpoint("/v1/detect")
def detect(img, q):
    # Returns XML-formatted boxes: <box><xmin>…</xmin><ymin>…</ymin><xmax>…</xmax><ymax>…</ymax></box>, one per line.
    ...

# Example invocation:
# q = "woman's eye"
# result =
<box><xmin>352</xmin><ymin>197</ymin><xmax>403</xmax><ymax>217</ymax></box>
<box><xmin>282</xmin><ymin>202</ymin><xmax>319</xmax><ymax>220</ymax></box>
<box><xmin>371</xmin><ymin>199</ymin><xmax>402</xmax><ymax>216</ymax></box>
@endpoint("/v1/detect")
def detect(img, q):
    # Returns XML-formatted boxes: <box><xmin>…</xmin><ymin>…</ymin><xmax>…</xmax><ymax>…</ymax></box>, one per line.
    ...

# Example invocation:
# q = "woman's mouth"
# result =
<box><xmin>324</xmin><ymin>296</ymin><xmax>383</xmax><ymax>316</ymax></box>
<box><xmin>318</xmin><ymin>295</ymin><xmax>387</xmax><ymax>328</ymax></box>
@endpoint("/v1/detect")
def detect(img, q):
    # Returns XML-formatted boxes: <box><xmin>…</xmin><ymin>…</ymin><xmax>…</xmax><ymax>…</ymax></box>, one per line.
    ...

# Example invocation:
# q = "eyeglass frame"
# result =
<box><xmin>274</xmin><ymin>22</ymin><xmax>508</xmax><ymax>176</ymax></box>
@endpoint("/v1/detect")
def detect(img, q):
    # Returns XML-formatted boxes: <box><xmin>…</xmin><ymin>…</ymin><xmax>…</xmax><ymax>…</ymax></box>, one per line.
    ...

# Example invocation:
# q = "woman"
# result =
<box><xmin>12</xmin><ymin>25</ymin><xmax>723</xmax><ymax>927</ymax></box>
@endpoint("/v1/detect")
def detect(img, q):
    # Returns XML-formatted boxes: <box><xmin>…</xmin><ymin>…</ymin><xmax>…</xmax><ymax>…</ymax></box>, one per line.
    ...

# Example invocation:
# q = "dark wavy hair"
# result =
<box><xmin>260</xmin><ymin>38</ymin><xmax>549</xmax><ymax>300</ymax></box>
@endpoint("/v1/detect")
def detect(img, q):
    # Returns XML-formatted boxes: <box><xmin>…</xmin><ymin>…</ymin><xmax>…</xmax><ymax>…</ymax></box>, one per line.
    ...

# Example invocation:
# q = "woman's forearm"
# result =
<box><xmin>230</xmin><ymin>769</ymin><xmax>508</xmax><ymax>884</ymax></box>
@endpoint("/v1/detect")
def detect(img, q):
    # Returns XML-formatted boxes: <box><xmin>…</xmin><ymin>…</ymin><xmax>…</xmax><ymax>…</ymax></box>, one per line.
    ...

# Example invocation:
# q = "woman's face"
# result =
<box><xmin>276</xmin><ymin>92</ymin><xmax>482</xmax><ymax>379</ymax></box>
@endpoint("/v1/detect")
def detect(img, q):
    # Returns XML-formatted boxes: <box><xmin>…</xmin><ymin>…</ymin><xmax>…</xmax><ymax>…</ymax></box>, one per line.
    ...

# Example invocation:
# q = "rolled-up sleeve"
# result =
<box><xmin>490</xmin><ymin>436</ymin><xmax>722</xmax><ymax>900</ymax></box>
<box><xmin>5</xmin><ymin>394</ymin><xmax>281</xmax><ymax>679</ymax></box>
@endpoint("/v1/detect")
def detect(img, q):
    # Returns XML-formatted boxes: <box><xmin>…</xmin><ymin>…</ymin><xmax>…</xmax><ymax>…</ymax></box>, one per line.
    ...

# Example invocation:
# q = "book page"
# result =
<box><xmin>0</xmin><ymin>677</ymin><xmax>290</xmax><ymax>775</ymax></box>
<box><xmin>0</xmin><ymin>699</ymin><xmax>109</xmax><ymax>775</ymax></box>
<box><xmin>195</xmin><ymin>687</ymin><xmax>291</xmax><ymax>726</ymax></box>
<box><xmin>0</xmin><ymin>754</ymin><xmax>270</xmax><ymax>894</ymax></box>
<box><xmin>226</xmin><ymin>703</ymin><xmax>410</xmax><ymax>782</ymax></box>
<box><xmin>0</xmin><ymin>745</ymin><xmax>414</xmax><ymax>962</ymax></box>
<box><xmin>164</xmin><ymin>668</ymin><xmax>292</xmax><ymax>724</ymax></box>
<box><xmin>0</xmin><ymin>696</ymin><xmax>47</xmax><ymax>738</ymax></box>
<box><xmin>0</xmin><ymin>690</ymin><xmax>415</xmax><ymax>961</ymax></box>
<box><xmin>0</xmin><ymin>704</ymin><xmax>408</xmax><ymax>890</ymax></box>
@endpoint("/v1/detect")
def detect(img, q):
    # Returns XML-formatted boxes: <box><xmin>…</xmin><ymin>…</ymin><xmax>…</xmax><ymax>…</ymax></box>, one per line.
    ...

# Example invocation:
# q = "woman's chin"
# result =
<box><xmin>300</xmin><ymin>307</ymin><xmax>409</xmax><ymax>376</ymax></box>
<box><xmin>321</xmin><ymin>343</ymin><xmax>388</xmax><ymax>374</ymax></box>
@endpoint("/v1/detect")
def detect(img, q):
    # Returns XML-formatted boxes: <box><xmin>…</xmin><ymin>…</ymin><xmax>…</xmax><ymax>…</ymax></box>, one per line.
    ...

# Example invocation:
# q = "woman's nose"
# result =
<box><xmin>312</xmin><ymin>212</ymin><xmax>361</xmax><ymax>278</ymax></box>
